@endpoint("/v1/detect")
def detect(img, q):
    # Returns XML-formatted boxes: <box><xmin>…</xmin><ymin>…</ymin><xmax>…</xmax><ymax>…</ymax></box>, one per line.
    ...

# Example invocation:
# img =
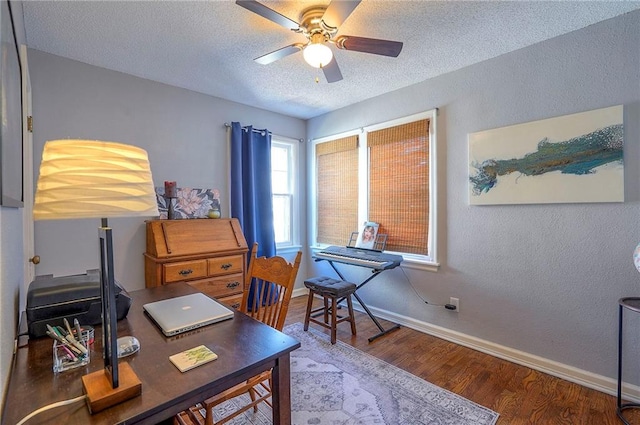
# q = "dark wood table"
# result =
<box><xmin>1</xmin><ymin>283</ymin><xmax>300</xmax><ymax>425</ymax></box>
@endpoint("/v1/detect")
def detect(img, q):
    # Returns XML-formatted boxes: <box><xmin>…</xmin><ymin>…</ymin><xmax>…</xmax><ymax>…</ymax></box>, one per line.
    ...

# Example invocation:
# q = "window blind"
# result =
<box><xmin>316</xmin><ymin>135</ymin><xmax>359</xmax><ymax>245</ymax></box>
<box><xmin>368</xmin><ymin>119</ymin><xmax>429</xmax><ymax>254</ymax></box>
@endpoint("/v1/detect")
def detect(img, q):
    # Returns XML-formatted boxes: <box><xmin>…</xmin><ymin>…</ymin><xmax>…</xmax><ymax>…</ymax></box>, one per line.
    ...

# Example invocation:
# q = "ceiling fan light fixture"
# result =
<box><xmin>303</xmin><ymin>42</ymin><xmax>333</xmax><ymax>68</ymax></box>
<box><xmin>238</xmin><ymin>0</ymin><xmax>403</xmax><ymax>83</ymax></box>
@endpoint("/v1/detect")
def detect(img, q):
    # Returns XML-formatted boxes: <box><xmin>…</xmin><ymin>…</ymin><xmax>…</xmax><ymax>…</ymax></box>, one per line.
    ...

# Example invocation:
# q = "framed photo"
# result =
<box><xmin>0</xmin><ymin>0</ymin><xmax>23</xmax><ymax>207</ymax></box>
<box><xmin>355</xmin><ymin>221</ymin><xmax>379</xmax><ymax>249</ymax></box>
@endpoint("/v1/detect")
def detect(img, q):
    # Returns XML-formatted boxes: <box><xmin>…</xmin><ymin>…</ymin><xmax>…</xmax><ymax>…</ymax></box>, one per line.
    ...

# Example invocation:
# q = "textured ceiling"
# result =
<box><xmin>22</xmin><ymin>1</ymin><xmax>640</xmax><ymax>120</ymax></box>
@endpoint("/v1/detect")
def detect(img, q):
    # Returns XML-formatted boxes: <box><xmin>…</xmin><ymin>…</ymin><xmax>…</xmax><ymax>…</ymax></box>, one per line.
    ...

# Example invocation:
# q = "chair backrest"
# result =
<box><xmin>240</xmin><ymin>243</ymin><xmax>302</xmax><ymax>331</ymax></box>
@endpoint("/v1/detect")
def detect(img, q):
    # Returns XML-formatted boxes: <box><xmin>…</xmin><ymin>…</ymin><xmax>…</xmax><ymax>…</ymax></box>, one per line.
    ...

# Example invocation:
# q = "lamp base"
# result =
<box><xmin>82</xmin><ymin>362</ymin><xmax>142</xmax><ymax>414</ymax></box>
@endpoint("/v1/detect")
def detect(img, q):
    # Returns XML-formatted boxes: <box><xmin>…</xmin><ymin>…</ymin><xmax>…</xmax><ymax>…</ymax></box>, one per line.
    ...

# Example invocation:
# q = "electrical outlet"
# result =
<box><xmin>449</xmin><ymin>297</ymin><xmax>460</xmax><ymax>313</ymax></box>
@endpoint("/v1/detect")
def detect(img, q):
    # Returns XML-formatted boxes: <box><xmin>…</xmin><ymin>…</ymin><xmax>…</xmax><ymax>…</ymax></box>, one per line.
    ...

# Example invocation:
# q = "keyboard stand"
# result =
<box><xmin>320</xmin><ymin>259</ymin><xmax>401</xmax><ymax>343</ymax></box>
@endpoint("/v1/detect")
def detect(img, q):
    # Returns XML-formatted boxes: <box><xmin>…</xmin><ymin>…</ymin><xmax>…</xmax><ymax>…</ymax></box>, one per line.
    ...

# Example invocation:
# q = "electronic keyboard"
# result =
<box><xmin>314</xmin><ymin>246</ymin><xmax>403</xmax><ymax>270</ymax></box>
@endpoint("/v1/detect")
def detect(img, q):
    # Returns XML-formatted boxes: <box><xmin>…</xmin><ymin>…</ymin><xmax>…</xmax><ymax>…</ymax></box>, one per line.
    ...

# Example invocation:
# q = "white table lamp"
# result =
<box><xmin>33</xmin><ymin>139</ymin><xmax>158</xmax><ymax>412</ymax></box>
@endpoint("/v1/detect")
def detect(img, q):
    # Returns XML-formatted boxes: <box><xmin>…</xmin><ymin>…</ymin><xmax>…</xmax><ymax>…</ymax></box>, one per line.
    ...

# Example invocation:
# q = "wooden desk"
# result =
<box><xmin>2</xmin><ymin>283</ymin><xmax>300</xmax><ymax>425</ymax></box>
<box><xmin>144</xmin><ymin>219</ymin><xmax>249</xmax><ymax>309</ymax></box>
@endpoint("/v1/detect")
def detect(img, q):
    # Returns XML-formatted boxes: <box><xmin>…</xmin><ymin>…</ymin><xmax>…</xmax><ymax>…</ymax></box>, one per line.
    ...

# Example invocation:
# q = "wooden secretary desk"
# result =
<box><xmin>144</xmin><ymin>218</ymin><xmax>248</xmax><ymax>309</ymax></box>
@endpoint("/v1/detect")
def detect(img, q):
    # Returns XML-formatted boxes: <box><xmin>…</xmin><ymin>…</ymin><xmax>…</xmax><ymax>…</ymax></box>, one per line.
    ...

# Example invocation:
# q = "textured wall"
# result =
<box><xmin>27</xmin><ymin>50</ymin><xmax>306</xmax><ymax>291</ymax></box>
<box><xmin>307</xmin><ymin>11</ymin><xmax>640</xmax><ymax>381</ymax></box>
<box><xmin>0</xmin><ymin>209</ymin><xmax>23</xmax><ymax>413</ymax></box>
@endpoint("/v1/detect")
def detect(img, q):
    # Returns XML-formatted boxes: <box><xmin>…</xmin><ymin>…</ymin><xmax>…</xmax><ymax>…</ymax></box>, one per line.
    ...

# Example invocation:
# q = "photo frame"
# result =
<box><xmin>0</xmin><ymin>1</ymin><xmax>23</xmax><ymax>207</ymax></box>
<box><xmin>355</xmin><ymin>221</ymin><xmax>379</xmax><ymax>249</ymax></box>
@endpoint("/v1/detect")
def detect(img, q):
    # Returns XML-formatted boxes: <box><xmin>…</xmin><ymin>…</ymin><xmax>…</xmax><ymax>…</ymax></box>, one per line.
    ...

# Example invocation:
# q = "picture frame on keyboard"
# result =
<box><xmin>355</xmin><ymin>221</ymin><xmax>379</xmax><ymax>250</ymax></box>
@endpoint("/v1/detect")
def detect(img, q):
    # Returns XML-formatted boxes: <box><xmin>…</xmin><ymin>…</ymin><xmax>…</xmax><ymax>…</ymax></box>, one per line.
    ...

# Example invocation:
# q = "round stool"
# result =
<box><xmin>303</xmin><ymin>276</ymin><xmax>357</xmax><ymax>344</ymax></box>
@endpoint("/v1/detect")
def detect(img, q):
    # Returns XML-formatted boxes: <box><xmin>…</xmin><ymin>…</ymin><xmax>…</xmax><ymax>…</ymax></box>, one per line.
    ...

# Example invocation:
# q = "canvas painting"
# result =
<box><xmin>155</xmin><ymin>187</ymin><xmax>220</xmax><ymax>219</ymax></box>
<box><xmin>468</xmin><ymin>105</ymin><xmax>624</xmax><ymax>205</ymax></box>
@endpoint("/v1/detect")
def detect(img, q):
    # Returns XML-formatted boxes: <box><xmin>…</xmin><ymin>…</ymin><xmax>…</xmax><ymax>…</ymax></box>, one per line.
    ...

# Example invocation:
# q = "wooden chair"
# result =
<box><xmin>175</xmin><ymin>243</ymin><xmax>302</xmax><ymax>425</ymax></box>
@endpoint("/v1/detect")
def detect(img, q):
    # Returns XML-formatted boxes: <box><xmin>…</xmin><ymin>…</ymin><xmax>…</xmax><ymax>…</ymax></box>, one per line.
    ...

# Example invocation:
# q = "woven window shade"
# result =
<box><xmin>316</xmin><ymin>135</ymin><xmax>359</xmax><ymax>245</ymax></box>
<box><xmin>368</xmin><ymin>120</ymin><xmax>429</xmax><ymax>254</ymax></box>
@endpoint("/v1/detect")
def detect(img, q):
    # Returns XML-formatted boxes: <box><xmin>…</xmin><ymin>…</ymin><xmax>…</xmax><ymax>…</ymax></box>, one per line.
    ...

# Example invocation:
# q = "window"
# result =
<box><xmin>312</xmin><ymin>110</ymin><xmax>438</xmax><ymax>267</ymax></box>
<box><xmin>271</xmin><ymin>138</ymin><xmax>298</xmax><ymax>248</ymax></box>
<box><xmin>315</xmin><ymin>135</ymin><xmax>359</xmax><ymax>246</ymax></box>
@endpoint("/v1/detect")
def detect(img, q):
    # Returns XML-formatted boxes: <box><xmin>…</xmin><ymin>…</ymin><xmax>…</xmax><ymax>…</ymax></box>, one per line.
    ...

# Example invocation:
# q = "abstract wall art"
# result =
<box><xmin>468</xmin><ymin>105</ymin><xmax>623</xmax><ymax>205</ymax></box>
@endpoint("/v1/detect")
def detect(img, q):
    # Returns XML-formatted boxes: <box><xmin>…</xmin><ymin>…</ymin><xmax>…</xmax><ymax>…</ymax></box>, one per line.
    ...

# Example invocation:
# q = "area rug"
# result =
<box><xmin>203</xmin><ymin>322</ymin><xmax>499</xmax><ymax>425</ymax></box>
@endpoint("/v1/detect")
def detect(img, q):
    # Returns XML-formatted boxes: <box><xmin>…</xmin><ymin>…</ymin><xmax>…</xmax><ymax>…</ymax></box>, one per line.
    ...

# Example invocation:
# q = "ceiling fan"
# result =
<box><xmin>236</xmin><ymin>0</ymin><xmax>403</xmax><ymax>83</ymax></box>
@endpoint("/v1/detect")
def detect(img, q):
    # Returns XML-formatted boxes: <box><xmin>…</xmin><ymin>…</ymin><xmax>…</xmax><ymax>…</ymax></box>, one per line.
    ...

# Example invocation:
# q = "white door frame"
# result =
<box><xmin>21</xmin><ymin>44</ymin><xmax>34</xmax><ymax>311</ymax></box>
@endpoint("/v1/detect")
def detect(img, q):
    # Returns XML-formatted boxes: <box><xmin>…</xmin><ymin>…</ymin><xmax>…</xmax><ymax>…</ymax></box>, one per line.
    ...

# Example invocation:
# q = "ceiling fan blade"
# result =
<box><xmin>335</xmin><ymin>35</ymin><xmax>403</xmax><ymax>57</ymax></box>
<box><xmin>322</xmin><ymin>58</ymin><xmax>343</xmax><ymax>83</ymax></box>
<box><xmin>321</xmin><ymin>0</ymin><xmax>361</xmax><ymax>29</ymax></box>
<box><xmin>236</xmin><ymin>0</ymin><xmax>300</xmax><ymax>30</ymax></box>
<box><xmin>254</xmin><ymin>44</ymin><xmax>303</xmax><ymax>65</ymax></box>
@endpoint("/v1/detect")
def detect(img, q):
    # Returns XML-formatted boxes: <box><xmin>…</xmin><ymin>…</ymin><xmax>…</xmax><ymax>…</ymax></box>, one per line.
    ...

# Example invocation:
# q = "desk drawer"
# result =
<box><xmin>164</xmin><ymin>260</ymin><xmax>208</xmax><ymax>283</ymax></box>
<box><xmin>208</xmin><ymin>255</ymin><xmax>243</xmax><ymax>277</ymax></box>
<box><xmin>188</xmin><ymin>273</ymin><xmax>244</xmax><ymax>298</ymax></box>
<box><xmin>217</xmin><ymin>293</ymin><xmax>244</xmax><ymax>310</ymax></box>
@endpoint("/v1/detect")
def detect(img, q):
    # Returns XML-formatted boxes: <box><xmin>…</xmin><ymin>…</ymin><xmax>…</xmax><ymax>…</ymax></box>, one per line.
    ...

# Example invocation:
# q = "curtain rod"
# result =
<box><xmin>224</xmin><ymin>123</ymin><xmax>303</xmax><ymax>143</ymax></box>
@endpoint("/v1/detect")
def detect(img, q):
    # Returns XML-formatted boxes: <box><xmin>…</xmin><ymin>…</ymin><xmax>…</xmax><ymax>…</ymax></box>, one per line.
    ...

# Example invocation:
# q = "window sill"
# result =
<box><xmin>276</xmin><ymin>245</ymin><xmax>303</xmax><ymax>256</ymax></box>
<box><xmin>400</xmin><ymin>258</ymin><xmax>440</xmax><ymax>272</ymax></box>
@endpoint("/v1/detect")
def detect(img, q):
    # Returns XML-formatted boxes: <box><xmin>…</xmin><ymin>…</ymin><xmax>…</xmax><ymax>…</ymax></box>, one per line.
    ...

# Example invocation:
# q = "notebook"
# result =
<box><xmin>143</xmin><ymin>292</ymin><xmax>234</xmax><ymax>336</ymax></box>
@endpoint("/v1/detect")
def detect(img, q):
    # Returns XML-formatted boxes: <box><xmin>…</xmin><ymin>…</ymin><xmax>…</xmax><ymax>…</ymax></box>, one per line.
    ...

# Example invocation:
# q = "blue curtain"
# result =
<box><xmin>230</xmin><ymin>122</ymin><xmax>276</xmax><ymax>256</ymax></box>
<box><xmin>230</xmin><ymin>122</ymin><xmax>277</xmax><ymax>308</ymax></box>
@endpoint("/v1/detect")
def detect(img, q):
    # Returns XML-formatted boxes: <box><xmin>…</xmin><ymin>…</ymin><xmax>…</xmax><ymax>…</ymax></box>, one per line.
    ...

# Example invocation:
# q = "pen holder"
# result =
<box><xmin>53</xmin><ymin>337</ymin><xmax>90</xmax><ymax>373</ymax></box>
<box><xmin>73</xmin><ymin>326</ymin><xmax>95</xmax><ymax>347</ymax></box>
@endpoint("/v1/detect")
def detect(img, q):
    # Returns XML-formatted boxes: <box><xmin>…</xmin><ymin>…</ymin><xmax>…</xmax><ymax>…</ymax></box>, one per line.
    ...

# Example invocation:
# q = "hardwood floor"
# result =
<box><xmin>284</xmin><ymin>295</ymin><xmax>637</xmax><ymax>425</ymax></box>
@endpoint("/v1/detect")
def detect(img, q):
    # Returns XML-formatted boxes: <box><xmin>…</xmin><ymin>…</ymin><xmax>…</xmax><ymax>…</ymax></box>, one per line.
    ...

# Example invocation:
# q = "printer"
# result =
<box><xmin>26</xmin><ymin>269</ymin><xmax>132</xmax><ymax>338</ymax></box>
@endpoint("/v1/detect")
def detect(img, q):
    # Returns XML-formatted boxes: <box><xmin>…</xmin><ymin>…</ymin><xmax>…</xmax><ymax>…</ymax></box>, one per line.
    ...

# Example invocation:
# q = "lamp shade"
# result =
<box><xmin>33</xmin><ymin>140</ymin><xmax>159</xmax><ymax>220</ymax></box>
<box><xmin>303</xmin><ymin>42</ymin><xmax>333</xmax><ymax>68</ymax></box>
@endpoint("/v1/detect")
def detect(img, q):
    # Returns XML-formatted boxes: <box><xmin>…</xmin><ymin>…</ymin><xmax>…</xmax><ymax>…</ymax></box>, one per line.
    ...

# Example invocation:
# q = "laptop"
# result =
<box><xmin>143</xmin><ymin>292</ymin><xmax>234</xmax><ymax>336</ymax></box>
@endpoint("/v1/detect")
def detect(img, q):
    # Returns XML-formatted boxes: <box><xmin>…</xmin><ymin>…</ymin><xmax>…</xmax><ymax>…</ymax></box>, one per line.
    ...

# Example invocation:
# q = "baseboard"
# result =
<box><xmin>292</xmin><ymin>287</ymin><xmax>309</xmax><ymax>299</ymax></box>
<box><xmin>291</xmin><ymin>290</ymin><xmax>640</xmax><ymax>402</ymax></box>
